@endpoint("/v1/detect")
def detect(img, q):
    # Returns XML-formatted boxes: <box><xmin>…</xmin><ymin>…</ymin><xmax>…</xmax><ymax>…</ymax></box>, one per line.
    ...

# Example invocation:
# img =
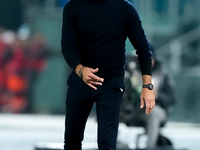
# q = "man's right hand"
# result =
<box><xmin>75</xmin><ymin>64</ymin><xmax>104</xmax><ymax>90</ymax></box>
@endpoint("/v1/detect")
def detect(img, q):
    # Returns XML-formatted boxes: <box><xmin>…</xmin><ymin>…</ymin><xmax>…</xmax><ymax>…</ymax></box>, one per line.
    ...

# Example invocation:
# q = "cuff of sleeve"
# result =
<box><xmin>139</xmin><ymin>59</ymin><xmax>152</xmax><ymax>76</ymax></box>
<box><xmin>71</xmin><ymin>59</ymin><xmax>82</xmax><ymax>70</ymax></box>
<box><xmin>62</xmin><ymin>50</ymin><xmax>81</xmax><ymax>70</ymax></box>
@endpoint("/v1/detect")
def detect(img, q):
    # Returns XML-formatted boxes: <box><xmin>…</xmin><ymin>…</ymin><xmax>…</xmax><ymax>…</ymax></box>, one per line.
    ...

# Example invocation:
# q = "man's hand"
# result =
<box><xmin>140</xmin><ymin>88</ymin><xmax>155</xmax><ymax>114</ymax></box>
<box><xmin>140</xmin><ymin>75</ymin><xmax>155</xmax><ymax>114</ymax></box>
<box><xmin>76</xmin><ymin>64</ymin><xmax>104</xmax><ymax>90</ymax></box>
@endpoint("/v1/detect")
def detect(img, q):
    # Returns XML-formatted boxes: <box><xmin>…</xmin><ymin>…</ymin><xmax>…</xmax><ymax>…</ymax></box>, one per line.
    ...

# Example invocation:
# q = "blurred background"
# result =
<box><xmin>0</xmin><ymin>0</ymin><xmax>200</xmax><ymax>150</ymax></box>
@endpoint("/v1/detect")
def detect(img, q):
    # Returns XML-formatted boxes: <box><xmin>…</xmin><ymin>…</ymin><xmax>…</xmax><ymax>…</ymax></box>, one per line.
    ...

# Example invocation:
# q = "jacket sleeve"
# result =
<box><xmin>61</xmin><ymin>2</ymin><xmax>81</xmax><ymax>70</ymax></box>
<box><xmin>125</xmin><ymin>1</ymin><xmax>152</xmax><ymax>76</ymax></box>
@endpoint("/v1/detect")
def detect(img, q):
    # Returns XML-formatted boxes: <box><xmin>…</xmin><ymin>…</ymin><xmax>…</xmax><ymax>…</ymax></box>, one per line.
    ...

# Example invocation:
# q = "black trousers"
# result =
<box><xmin>64</xmin><ymin>71</ymin><xmax>125</xmax><ymax>150</ymax></box>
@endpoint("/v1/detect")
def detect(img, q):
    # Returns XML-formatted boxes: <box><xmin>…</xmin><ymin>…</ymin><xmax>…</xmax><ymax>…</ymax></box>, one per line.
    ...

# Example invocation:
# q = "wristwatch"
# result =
<box><xmin>143</xmin><ymin>83</ymin><xmax>153</xmax><ymax>90</ymax></box>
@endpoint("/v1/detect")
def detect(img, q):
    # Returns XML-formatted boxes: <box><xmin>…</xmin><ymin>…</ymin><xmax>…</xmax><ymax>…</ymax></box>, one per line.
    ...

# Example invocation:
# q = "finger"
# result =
<box><xmin>90</xmin><ymin>74</ymin><xmax>104</xmax><ymax>82</ymax></box>
<box><xmin>91</xmin><ymin>68</ymin><xmax>99</xmax><ymax>73</ymax></box>
<box><xmin>151</xmin><ymin>105</ymin><xmax>155</xmax><ymax>110</ymax></box>
<box><xmin>140</xmin><ymin>98</ymin><xmax>144</xmax><ymax>108</ymax></box>
<box><xmin>152</xmin><ymin>102</ymin><xmax>155</xmax><ymax>109</ymax></box>
<box><xmin>146</xmin><ymin>100</ymin><xmax>150</xmax><ymax>109</ymax></box>
<box><xmin>150</xmin><ymin>99</ymin><xmax>155</xmax><ymax>109</ymax></box>
<box><xmin>148</xmin><ymin>101</ymin><xmax>155</xmax><ymax>114</ymax></box>
<box><xmin>148</xmin><ymin>108</ymin><xmax>153</xmax><ymax>114</ymax></box>
<box><xmin>145</xmin><ymin>100</ymin><xmax>151</xmax><ymax>114</ymax></box>
<box><xmin>88</xmin><ymin>80</ymin><xmax>103</xmax><ymax>86</ymax></box>
<box><xmin>146</xmin><ymin>107</ymin><xmax>150</xmax><ymax>114</ymax></box>
<box><xmin>149</xmin><ymin>107</ymin><xmax>154</xmax><ymax>114</ymax></box>
<box><xmin>153</xmin><ymin>100</ymin><xmax>156</xmax><ymax>107</ymax></box>
<box><xmin>87</xmin><ymin>83</ymin><xmax>97</xmax><ymax>90</ymax></box>
<box><xmin>150</xmin><ymin>101</ymin><xmax>153</xmax><ymax>109</ymax></box>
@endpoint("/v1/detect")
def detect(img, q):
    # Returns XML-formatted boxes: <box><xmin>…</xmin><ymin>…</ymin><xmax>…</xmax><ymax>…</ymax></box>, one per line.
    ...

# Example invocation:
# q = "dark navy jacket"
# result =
<box><xmin>61</xmin><ymin>0</ymin><xmax>152</xmax><ymax>78</ymax></box>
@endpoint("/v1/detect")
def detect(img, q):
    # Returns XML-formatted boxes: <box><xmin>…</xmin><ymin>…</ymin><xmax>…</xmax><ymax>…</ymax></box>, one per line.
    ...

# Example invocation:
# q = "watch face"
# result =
<box><xmin>148</xmin><ymin>83</ymin><xmax>153</xmax><ymax>90</ymax></box>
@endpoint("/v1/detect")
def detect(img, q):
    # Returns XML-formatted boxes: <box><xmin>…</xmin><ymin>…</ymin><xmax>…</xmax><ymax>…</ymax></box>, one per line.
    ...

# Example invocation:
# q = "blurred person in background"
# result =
<box><xmin>120</xmin><ymin>46</ymin><xmax>176</xmax><ymax>149</ymax></box>
<box><xmin>3</xmin><ymin>33</ymin><xmax>28</xmax><ymax>113</ymax></box>
<box><xmin>0</xmin><ymin>0</ymin><xmax>26</xmax><ymax>113</ymax></box>
<box><xmin>0</xmin><ymin>0</ymin><xmax>48</xmax><ymax>113</ymax></box>
<box><xmin>61</xmin><ymin>0</ymin><xmax>155</xmax><ymax>149</ymax></box>
<box><xmin>0</xmin><ymin>28</ymin><xmax>48</xmax><ymax>113</ymax></box>
<box><xmin>0</xmin><ymin>29</ymin><xmax>14</xmax><ymax>112</ymax></box>
<box><xmin>25</xmin><ymin>33</ymin><xmax>48</xmax><ymax>113</ymax></box>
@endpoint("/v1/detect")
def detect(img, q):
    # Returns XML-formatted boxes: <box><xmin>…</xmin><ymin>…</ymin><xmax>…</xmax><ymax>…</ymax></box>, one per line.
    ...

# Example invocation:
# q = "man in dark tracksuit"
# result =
<box><xmin>61</xmin><ymin>0</ymin><xmax>155</xmax><ymax>149</ymax></box>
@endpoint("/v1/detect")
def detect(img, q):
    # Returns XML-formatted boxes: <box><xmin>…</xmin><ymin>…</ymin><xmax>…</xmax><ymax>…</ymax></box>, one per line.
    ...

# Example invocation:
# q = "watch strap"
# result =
<box><xmin>143</xmin><ymin>83</ymin><xmax>153</xmax><ymax>90</ymax></box>
<box><xmin>143</xmin><ymin>84</ymin><xmax>149</xmax><ymax>88</ymax></box>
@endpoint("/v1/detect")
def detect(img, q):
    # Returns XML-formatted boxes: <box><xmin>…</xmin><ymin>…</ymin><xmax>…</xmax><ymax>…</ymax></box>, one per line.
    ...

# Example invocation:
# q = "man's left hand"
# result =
<box><xmin>140</xmin><ymin>88</ymin><xmax>155</xmax><ymax>114</ymax></box>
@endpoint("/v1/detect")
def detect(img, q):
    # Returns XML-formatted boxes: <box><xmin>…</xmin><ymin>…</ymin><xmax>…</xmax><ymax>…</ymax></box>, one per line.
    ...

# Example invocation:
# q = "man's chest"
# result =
<box><xmin>75</xmin><ymin>4</ymin><xmax>126</xmax><ymax>38</ymax></box>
